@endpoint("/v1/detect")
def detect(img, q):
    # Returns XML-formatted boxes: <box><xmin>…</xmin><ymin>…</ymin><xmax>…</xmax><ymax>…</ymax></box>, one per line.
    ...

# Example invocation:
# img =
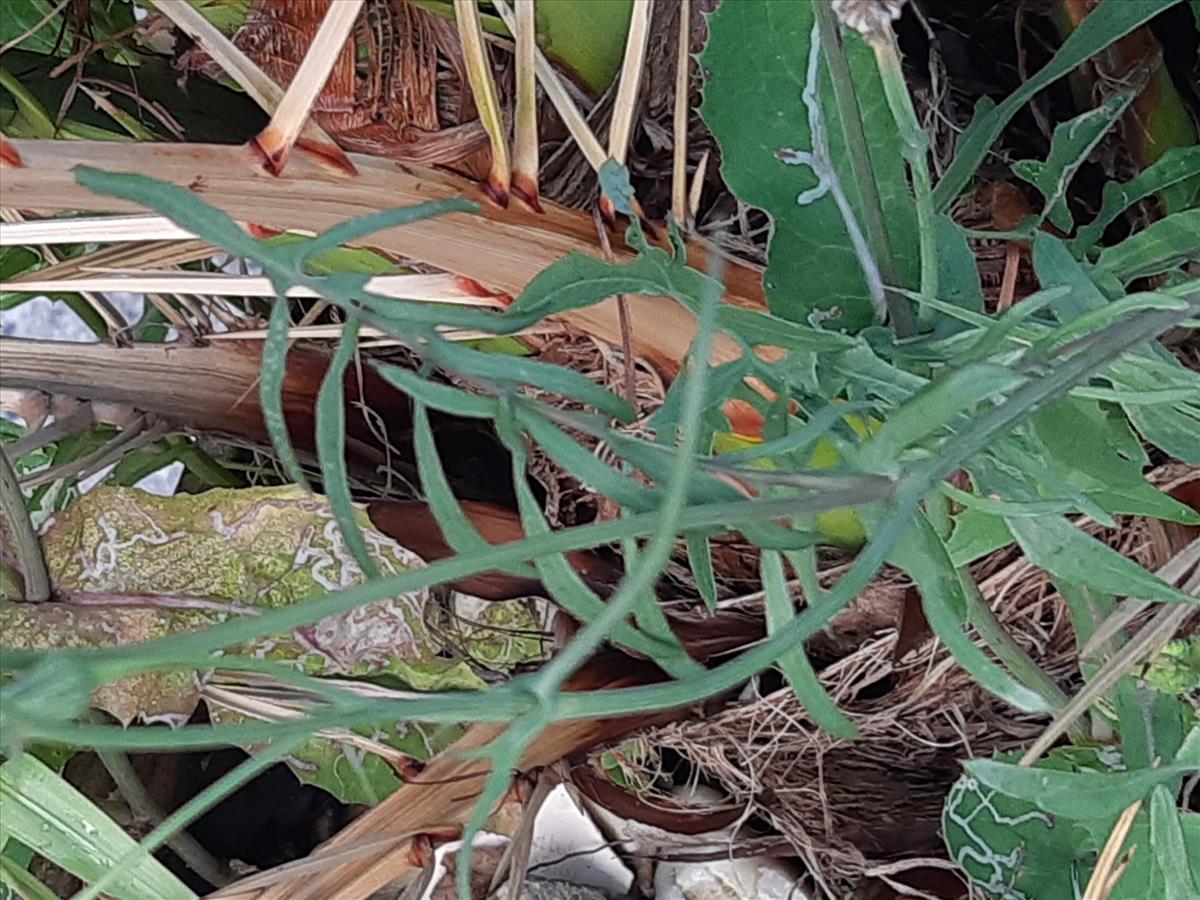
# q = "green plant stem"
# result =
<box><xmin>94</xmin><ymin>741</ymin><xmax>231</xmax><ymax>888</ymax></box>
<box><xmin>871</xmin><ymin>28</ymin><xmax>937</xmax><ymax>324</ymax></box>
<box><xmin>74</xmin><ymin>736</ymin><xmax>304</xmax><ymax>900</ymax></box>
<box><xmin>813</xmin><ymin>1</ymin><xmax>911</xmax><ymax>336</ymax></box>
<box><xmin>0</xmin><ymin>449</ymin><xmax>50</xmax><ymax>602</ymax></box>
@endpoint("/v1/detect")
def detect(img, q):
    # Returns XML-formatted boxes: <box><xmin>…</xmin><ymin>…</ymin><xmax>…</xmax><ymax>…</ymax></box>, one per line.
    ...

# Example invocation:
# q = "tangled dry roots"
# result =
<box><xmin>630</xmin><ymin>466</ymin><xmax>1195</xmax><ymax>891</ymax></box>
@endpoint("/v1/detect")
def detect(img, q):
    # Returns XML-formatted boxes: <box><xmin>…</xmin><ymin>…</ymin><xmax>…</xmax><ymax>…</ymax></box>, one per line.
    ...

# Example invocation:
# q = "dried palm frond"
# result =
<box><xmin>510</xmin><ymin>0</ymin><xmax>540</xmax><ymax>211</ymax></box>
<box><xmin>2</xmin><ymin>138</ymin><xmax>766</xmax><ymax>379</ymax></box>
<box><xmin>454</xmin><ymin>0</ymin><xmax>511</xmax><ymax>205</ymax></box>
<box><xmin>252</xmin><ymin>0</ymin><xmax>365</xmax><ymax>174</ymax></box>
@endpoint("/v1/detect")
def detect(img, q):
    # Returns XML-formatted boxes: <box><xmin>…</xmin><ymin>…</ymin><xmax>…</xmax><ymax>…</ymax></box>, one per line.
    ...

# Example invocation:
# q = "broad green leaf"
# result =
<box><xmin>1031</xmin><ymin>398</ymin><xmax>1200</xmax><ymax>523</ymax></box>
<box><xmin>963</xmin><ymin>757</ymin><xmax>1193</xmax><ymax>820</ymax></box>
<box><xmin>1008</xmin><ymin>514</ymin><xmax>1197</xmax><ymax>605</ymax></box>
<box><xmin>942</xmin><ymin>757</ymin><xmax>1094</xmax><ymax>899</ymax></box>
<box><xmin>411</xmin><ymin>0</ymin><xmax>631</xmax><ymax>93</ymax></box>
<box><xmin>0</xmin><ymin>246</ymin><xmax>38</xmax><ymax>281</ymax></box>
<box><xmin>1032</xmin><ymin>231</ymin><xmax>1110</xmax><ymax>321</ymax></box>
<box><xmin>1013</xmin><ymin>88</ymin><xmax>1136</xmax><ymax>231</ymax></box>
<box><xmin>947</xmin><ymin>507</ymin><xmax>1014</xmax><ymax>567</ymax></box>
<box><xmin>1071</xmin><ymin>146</ymin><xmax>1200</xmax><ymax>255</ymax></box>
<box><xmin>761</xmin><ymin>550</ymin><xmax>857</xmax><ymax>738</ymax></box>
<box><xmin>1094</xmin><ymin>208</ymin><xmax>1200</xmax><ymax>281</ymax></box>
<box><xmin>0</xmin><ymin>1</ymin><xmax>69</xmax><ymax>54</ymax></box>
<box><xmin>934</xmin><ymin>0</ymin><xmax>1182</xmax><ymax>209</ymax></box>
<box><xmin>0</xmin><ymin>754</ymin><xmax>196</xmax><ymax>900</ymax></box>
<box><xmin>184</xmin><ymin>0</ymin><xmax>252</xmax><ymax>35</ymax></box>
<box><xmin>927</xmin><ymin>215</ymin><xmax>984</xmax><ymax>334</ymax></box>
<box><xmin>532</xmin><ymin>0</ymin><xmax>632</xmax><ymax>93</ymax></box>
<box><xmin>700</xmin><ymin>0</ymin><xmax>918</xmax><ymax>328</ymax></box>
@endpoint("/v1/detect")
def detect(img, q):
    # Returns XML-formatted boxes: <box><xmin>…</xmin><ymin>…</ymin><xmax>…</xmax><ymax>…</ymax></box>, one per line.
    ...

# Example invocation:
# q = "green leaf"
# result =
<box><xmin>1125</xmin><ymin>400</ymin><xmax>1200</xmax><ymax>464</ymax></box>
<box><xmin>761</xmin><ymin>550</ymin><xmax>857</xmax><ymax>738</ymax></box>
<box><xmin>184</xmin><ymin>0</ymin><xmax>252</xmax><ymax>35</ymax></box>
<box><xmin>700</xmin><ymin>0</ymin><xmax>918</xmax><ymax>329</ymax></box>
<box><xmin>1071</xmin><ymin>146</ymin><xmax>1200</xmax><ymax>255</ymax></box>
<box><xmin>262</xmin><ymin>233</ymin><xmax>398</xmax><ymax>276</ymax></box>
<box><xmin>1013</xmin><ymin>88</ymin><xmax>1136</xmax><ymax>231</ymax></box>
<box><xmin>0</xmin><ymin>246</ymin><xmax>38</xmax><ymax>281</ymax></box>
<box><xmin>516</xmin><ymin>407</ymin><xmax>657</xmax><ymax>510</ymax></box>
<box><xmin>412</xmin><ymin>0</ymin><xmax>631</xmax><ymax>93</ymax></box>
<box><xmin>863</xmin><ymin>364</ymin><xmax>1024</xmax><ymax>471</ymax></box>
<box><xmin>0</xmin><ymin>856</ymin><xmax>58</xmax><ymax>900</ymax></box>
<box><xmin>0</xmin><ymin>754</ymin><xmax>196</xmax><ymax>900</ymax></box>
<box><xmin>411</xmin><ymin>398</ymin><xmax>492</xmax><ymax>556</ymax></box>
<box><xmin>0</xmin><ymin>1</ymin><xmax>69</xmax><ymax>54</ymax></box>
<box><xmin>686</xmin><ymin>533</ymin><xmax>718</xmax><ymax>611</ymax></box>
<box><xmin>297</xmin><ymin>199</ymin><xmax>477</xmax><ymax>262</ymax></box>
<box><xmin>1032</xmin><ymin>232</ymin><xmax>1110</xmax><ymax>321</ymax></box>
<box><xmin>934</xmin><ymin>0</ymin><xmax>1182</xmax><ymax>209</ymax></box>
<box><xmin>1115</xmin><ymin>678</ymin><xmax>1190</xmax><ymax>771</ymax></box>
<box><xmin>315</xmin><ymin>316</ymin><xmax>379</xmax><ymax>579</ymax></box>
<box><xmin>75</xmin><ymin>167</ymin><xmax>264</xmax><ymax>260</ymax></box>
<box><xmin>0</xmin><ymin>65</ymin><xmax>55</xmax><ymax>137</ymax></box>
<box><xmin>1093</xmin><ymin>208</ymin><xmax>1200</xmax><ymax>282</ymax></box>
<box><xmin>260</xmin><ymin>297</ymin><xmax>312</xmax><ymax>492</ymax></box>
<box><xmin>1104</xmin><ymin>352</ymin><xmax>1200</xmax><ymax>463</ymax></box>
<box><xmin>942</xmin><ymin>762</ymin><xmax>1089</xmax><ymax>899</ymax></box>
<box><xmin>927</xmin><ymin>215</ymin><xmax>984</xmax><ymax>334</ymax></box>
<box><xmin>430</xmin><ymin>336</ymin><xmax>635</xmax><ymax>422</ymax></box>
<box><xmin>533</xmin><ymin>0</ymin><xmax>632</xmax><ymax>93</ymax></box>
<box><xmin>964</xmin><ymin>757</ymin><xmax>1193</xmax><ymax>820</ymax></box>
<box><xmin>598</xmin><ymin>159</ymin><xmax>637</xmax><ymax>216</ymax></box>
<box><xmin>1007</xmin><ymin>514</ymin><xmax>1197</xmax><ymax>605</ymax></box>
<box><xmin>493</xmin><ymin>406</ymin><xmax>700</xmax><ymax>677</ymax></box>
<box><xmin>1111</xmin><ymin>811</ymin><xmax>1200</xmax><ymax>900</ymax></box>
<box><xmin>1031</xmin><ymin>398</ymin><xmax>1200</xmax><ymax>523</ymax></box>
<box><xmin>886</xmin><ymin>511</ymin><xmax>1051</xmax><ymax>713</ymax></box>
<box><xmin>947</xmin><ymin>507</ymin><xmax>1015</xmax><ymax>567</ymax></box>
<box><xmin>377</xmin><ymin>365</ymin><xmax>499</xmax><ymax>419</ymax></box>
